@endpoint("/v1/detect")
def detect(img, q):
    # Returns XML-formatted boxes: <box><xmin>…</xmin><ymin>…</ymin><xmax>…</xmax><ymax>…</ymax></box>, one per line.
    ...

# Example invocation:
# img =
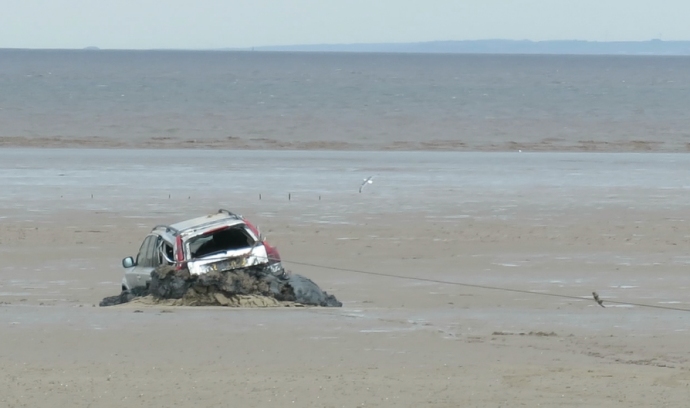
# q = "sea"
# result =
<box><xmin>1</xmin><ymin>49</ymin><xmax>690</xmax><ymax>149</ymax></box>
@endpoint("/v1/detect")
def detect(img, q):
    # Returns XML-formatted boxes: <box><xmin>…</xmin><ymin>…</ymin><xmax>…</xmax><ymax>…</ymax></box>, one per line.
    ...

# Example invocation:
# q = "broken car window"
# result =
<box><xmin>189</xmin><ymin>227</ymin><xmax>254</xmax><ymax>258</ymax></box>
<box><xmin>159</xmin><ymin>240</ymin><xmax>174</xmax><ymax>265</ymax></box>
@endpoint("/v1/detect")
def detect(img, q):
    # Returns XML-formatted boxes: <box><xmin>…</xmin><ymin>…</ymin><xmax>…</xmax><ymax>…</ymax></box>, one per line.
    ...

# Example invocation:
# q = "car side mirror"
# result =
<box><xmin>122</xmin><ymin>256</ymin><xmax>135</xmax><ymax>268</ymax></box>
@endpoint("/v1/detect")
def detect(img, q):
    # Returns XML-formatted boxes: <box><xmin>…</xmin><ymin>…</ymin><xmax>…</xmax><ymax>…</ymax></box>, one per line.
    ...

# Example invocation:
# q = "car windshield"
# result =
<box><xmin>188</xmin><ymin>226</ymin><xmax>254</xmax><ymax>259</ymax></box>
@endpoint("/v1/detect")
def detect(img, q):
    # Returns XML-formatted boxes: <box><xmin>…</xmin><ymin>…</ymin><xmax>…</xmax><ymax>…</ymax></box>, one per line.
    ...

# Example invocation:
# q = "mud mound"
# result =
<box><xmin>278</xmin><ymin>274</ymin><xmax>342</xmax><ymax>307</ymax></box>
<box><xmin>99</xmin><ymin>287</ymin><xmax>148</xmax><ymax>307</ymax></box>
<box><xmin>100</xmin><ymin>265</ymin><xmax>342</xmax><ymax>308</ymax></box>
<box><xmin>128</xmin><ymin>294</ymin><xmax>288</xmax><ymax>308</ymax></box>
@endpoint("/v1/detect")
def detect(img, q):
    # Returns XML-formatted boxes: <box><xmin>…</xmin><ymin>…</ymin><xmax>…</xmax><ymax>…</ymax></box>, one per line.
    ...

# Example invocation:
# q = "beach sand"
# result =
<box><xmin>1</xmin><ymin>150</ymin><xmax>689</xmax><ymax>407</ymax></box>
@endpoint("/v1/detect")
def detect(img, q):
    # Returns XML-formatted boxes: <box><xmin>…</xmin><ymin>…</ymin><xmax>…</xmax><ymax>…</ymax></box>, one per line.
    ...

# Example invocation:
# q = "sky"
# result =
<box><xmin>2</xmin><ymin>0</ymin><xmax>689</xmax><ymax>49</ymax></box>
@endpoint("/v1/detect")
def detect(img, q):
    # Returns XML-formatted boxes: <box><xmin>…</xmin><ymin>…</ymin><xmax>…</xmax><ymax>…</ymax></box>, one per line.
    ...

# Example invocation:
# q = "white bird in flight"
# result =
<box><xmin>359</xmin><ymin>176</ymin><xmax>374</xmax><ymax>193</ymax></box>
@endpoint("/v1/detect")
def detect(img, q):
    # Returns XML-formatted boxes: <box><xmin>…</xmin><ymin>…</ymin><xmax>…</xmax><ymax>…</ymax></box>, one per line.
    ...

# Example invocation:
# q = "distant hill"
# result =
<box><xmin>252</xmin><ymin>40</ymin><xmax>690</xmax><ymax>56</ymax></box>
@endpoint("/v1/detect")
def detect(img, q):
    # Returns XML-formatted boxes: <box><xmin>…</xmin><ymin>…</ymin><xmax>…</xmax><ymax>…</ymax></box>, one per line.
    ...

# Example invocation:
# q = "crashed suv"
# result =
<box><xmin>120</xmin><ymin>209</ymin><xmax>287</xmax><ymax>293</ymax></box>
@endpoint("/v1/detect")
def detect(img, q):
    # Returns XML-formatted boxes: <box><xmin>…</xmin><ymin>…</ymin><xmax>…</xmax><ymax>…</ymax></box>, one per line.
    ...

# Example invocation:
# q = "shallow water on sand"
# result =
<box><xmin>1</xmin><ymin>149</ymin><xmax>690</xmax><ymax>221</ymax></box>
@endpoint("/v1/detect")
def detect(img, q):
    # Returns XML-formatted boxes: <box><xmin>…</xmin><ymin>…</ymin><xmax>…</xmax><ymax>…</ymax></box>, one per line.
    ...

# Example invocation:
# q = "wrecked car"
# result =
<box><xmin>120</xmin><ymin>209</ymin><xmax>287</xmax><ymax>293</ymax></box>
<box><xmin>102</xmin><ymin>209</ymin><xmax>341</xmax><ymax>307</ymax></box>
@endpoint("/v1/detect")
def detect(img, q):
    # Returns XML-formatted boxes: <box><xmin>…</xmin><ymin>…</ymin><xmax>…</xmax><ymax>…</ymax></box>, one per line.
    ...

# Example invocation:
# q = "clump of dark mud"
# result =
<box><xmin>100</xmin><ymin>265</ymin><xmax>342</xmax><ymax>308</ymax></box>
<box><xmin>99</xmin><ymin>287</ymin><xmax>148</xmax><ymax>307</ymax></box>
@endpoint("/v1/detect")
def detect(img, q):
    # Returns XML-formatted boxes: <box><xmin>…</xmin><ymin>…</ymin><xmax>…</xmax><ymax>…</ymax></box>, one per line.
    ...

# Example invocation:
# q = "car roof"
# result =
<box><xmin>150</xmin><ymin>210</ymin><xmax>251</xmax><ymax>244</ymax></box>
<box><xmin>170</xmin><ymin>212</ymin><xmax>244</xmax><ymax>233</ymax></box>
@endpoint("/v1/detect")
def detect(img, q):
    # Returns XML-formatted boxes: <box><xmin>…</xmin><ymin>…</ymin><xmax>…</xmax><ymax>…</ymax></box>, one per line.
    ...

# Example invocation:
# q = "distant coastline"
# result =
<box><xmin>5</xmin><ymin>40</ymin><xmax>690</xmax><ymax>56</ymax></box>
<box><xmin>246</xmin><ymin>40</ymin><xmax>690</xmax><ymax>56</ymax></box>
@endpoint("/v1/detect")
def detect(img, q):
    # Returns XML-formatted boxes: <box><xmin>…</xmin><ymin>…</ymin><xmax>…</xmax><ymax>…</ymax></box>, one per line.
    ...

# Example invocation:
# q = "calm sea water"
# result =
<box><xmin>1</xmin><ymin>50</ymin><xmax>690</xmax><ymax>147</ymax></box>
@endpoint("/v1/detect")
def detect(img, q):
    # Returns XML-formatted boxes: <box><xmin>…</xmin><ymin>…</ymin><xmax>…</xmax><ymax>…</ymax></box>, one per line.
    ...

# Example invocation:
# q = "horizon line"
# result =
<box><xmin>4</xmin><ymin>38</ymin><xmax>690</xmax><ymax>53</ymax></box>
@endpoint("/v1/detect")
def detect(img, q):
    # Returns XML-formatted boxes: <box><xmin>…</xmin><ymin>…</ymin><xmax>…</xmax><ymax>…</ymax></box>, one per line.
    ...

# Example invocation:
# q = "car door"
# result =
<box><xmin>125</xmin><ymin>235</ymin><xmax>158</xmax><ymax>290</ymax></box>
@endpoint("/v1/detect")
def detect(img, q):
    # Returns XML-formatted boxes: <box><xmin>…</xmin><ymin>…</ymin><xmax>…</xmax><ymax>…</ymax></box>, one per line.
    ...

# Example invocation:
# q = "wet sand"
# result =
<box><xmin>2</xmin><ymin>149</ymin><xmax>690</xmax><ymax>407</ymax></box>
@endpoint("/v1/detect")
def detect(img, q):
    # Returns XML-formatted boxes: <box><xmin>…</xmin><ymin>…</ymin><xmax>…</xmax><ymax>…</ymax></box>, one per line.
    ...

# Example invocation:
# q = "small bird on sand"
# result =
<box><xmin>359</xmin><ymin>176</ymin><xmax>374</xmax><ymax>193</ymax></box>
<box><xmin>592</xmin><ymin>291</ymin><xmax>605</xmax><ymax>308</ymax></box>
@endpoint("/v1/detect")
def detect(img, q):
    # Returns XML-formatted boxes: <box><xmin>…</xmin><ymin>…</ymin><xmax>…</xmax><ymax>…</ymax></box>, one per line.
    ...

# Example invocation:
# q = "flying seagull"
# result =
<box><xmin>359</xmin><ymin>176</ymin><xmax>374</xmax><ymax>193</ymax></box>
<box><xmin>592</xmin><ymin>291</ymin><xmax>605</xmax><ymax>308</ymax></box>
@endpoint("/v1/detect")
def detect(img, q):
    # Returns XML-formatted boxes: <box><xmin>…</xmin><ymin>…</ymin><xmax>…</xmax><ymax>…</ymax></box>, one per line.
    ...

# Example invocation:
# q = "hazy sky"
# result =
<box><xmin>2</xmin><ymin>0</ymin><xmax>689</xmax><ymax>49</ymax></box>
